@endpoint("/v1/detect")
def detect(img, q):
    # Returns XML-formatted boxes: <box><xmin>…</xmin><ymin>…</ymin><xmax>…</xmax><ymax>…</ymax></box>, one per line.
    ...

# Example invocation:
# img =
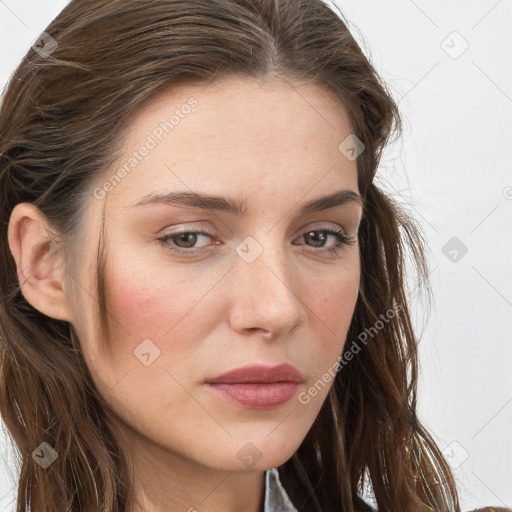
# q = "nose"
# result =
<box><xmin>227</xmin><ymin>237</ymin><xmax>307</xmax><ymax>340</ymax></box>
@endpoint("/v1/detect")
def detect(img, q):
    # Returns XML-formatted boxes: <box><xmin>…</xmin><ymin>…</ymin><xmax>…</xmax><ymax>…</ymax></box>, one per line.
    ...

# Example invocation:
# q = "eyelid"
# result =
<box><xmin>157</xmin><ymin>222</ymin><xmax>217</xmax><ymax>255</ymax></box>
<box><xmin>159</xmin><ymin>222</ymin><xmax>214</xmax><ymax>236</ymax></box>
<box><xmin>158</xmin><ymin>221</ymin><xmax>350</xmax><ymax>239</ymax></box>
<box><xmin>298</xmin><ymin>220</ymin><xmax>348</xmax><ymax>234</ymax></box>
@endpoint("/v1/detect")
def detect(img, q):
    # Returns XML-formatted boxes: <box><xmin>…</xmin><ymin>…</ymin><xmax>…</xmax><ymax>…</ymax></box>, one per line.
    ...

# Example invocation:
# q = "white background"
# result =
<box><xmin>0</xmin><ymin>0</ymin><xmax>511</xmax><ymax>510</ymax></box>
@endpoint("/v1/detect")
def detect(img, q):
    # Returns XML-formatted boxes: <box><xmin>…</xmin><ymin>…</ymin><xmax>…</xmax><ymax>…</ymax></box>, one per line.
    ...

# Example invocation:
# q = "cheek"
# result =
<box><xmin>303</xmin><ymin>265</ymin><xmax>360</xmax><ymax>365</ymax></box>
<box><xmin>99</xmin><ymin>257</ymin><xmax>226</xmax><ymax>363</ymax></box>
<box><xmin>311</xmin><ymin>263</ymin><xmax>359</xmax><ymax>331</ymax></box>
<box><xmin>292</xmin><ymin>268</ymin><xmax>359</xmax><ymax>413</ymax></box>
<box><xmin>82</xmin><ymin>258</ymin><xmax>227</xmax><ymax>411</ymax></box>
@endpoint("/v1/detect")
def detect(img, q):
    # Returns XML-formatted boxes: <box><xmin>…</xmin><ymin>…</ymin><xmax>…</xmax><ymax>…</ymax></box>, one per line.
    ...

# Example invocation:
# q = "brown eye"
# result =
<box><xmin>303</xmin><ymin>230</ymin><xmax>329</xmax><ymax>247</ymax></box>
<box><xmin>158</xmin><ymin>229</ymin><xmax>214</xmax><ymax>254</ymax></box>
<box><xmin>172</xmin><ymin>232</ymin><xmax>202</xmax><ymax>248</ymax></box>
<box><xmin>296</xmin><ymin>227</ymin><xmax>356</xmax><ymax>253</ymax></box>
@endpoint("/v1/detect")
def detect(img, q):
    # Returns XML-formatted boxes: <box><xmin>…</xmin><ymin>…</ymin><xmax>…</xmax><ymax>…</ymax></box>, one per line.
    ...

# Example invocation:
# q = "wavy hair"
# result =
<box><xmin>0</xmin><ymin>0</ymin><xmax>466</xmax><ymax>510</ymax></box>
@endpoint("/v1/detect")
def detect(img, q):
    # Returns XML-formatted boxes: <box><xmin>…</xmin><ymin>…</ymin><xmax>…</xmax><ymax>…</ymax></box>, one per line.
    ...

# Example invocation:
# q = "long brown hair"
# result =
<box><xmin>0</xmin><ymin>0</ymin><xmax>463</xmax><ymax>510</ymax></box>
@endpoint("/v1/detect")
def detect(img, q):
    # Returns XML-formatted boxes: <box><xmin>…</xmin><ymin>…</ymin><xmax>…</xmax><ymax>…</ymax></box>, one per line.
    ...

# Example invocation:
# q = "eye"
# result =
<box><xmin>157</xmin><ymin>227</ymin><xmax>215</xmax><ymax>255</ymax></box>
<box><xmin>157</xmin><ymin>225</ymin><xmax>357</xmax><ymax>256</ymax></box>
<box><xmin>295</xmin><ymin>227</ymin><xmax>357</xmax><ymax>256</ymax></box>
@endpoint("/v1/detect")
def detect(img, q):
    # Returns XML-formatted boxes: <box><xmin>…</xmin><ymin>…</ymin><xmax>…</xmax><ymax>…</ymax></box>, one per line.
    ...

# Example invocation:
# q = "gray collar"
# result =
<box><xmin>263</xmin><ymin>468</ymin><xmax>298</xmax><ymax>512</ymax></box>
<box><xmin>263</xmin><ymin>467</ymin><xmax>378</xmax><ymax>512</ymax></box>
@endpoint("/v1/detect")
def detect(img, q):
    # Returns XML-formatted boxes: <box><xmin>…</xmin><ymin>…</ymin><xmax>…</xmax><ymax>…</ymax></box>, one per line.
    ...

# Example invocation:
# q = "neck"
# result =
<box><xmin>117</xmin><ymin>422</ymin><xmax>266</xmax><ymax>512</ymax></box>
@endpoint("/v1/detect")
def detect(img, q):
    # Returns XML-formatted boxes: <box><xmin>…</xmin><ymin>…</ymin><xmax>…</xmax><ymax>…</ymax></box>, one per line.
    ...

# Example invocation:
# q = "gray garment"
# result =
<box><xmin>263</xmin><ymin>468</ymin><xmax>378</xmax><ymax>512</ymax></box>
<box><xmin>263</xmin><ymin>468</ymin><xmax>298</xmax><ymax>512</ymax></box>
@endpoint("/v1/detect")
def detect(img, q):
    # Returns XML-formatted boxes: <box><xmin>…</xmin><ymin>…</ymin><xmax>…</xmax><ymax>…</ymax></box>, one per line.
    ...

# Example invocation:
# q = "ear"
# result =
<box><xmin>7</xmin><ymin>203</ymin><xmax>72</xmax><ymax>322</ymax></box>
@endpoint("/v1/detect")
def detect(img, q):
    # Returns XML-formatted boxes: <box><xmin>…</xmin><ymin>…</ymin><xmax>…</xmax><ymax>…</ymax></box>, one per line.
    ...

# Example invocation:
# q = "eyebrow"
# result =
<box><xmin>131</xmin><ymin>188</ymin><xmax>364</xmax><ymax>216</ymax></box>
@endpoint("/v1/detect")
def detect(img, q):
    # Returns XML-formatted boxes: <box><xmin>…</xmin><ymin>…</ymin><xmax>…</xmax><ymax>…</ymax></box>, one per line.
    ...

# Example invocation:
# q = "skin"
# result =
<box><xmin>8</xmin><ymin>76</ymin><xmax>363</xmax><ymax>512</ymax></box>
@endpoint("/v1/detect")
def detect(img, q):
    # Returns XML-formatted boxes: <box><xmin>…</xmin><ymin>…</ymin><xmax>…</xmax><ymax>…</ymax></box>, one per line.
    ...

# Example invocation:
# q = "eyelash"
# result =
<box><xmin>157</xmin><ymin>225</ymin><xmax>357</xmax><ymax>257</ymax></box>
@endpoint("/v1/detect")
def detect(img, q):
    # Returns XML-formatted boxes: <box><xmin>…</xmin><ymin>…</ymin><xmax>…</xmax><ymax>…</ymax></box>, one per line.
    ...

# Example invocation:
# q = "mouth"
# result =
<box><xmin>204</xmin><ymin>363</ymin><xmax>303</xmax><ymax>410</ymax></box>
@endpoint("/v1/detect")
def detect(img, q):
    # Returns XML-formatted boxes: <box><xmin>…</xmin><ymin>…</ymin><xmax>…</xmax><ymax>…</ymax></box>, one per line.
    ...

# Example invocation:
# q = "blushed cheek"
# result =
<box><xmin>101</xmin><ymin>262</ymin><xmax>222</xmax><ymax>362</ymax></box>
<box><xmin>107</xmin><ymin>276</ymin><xmax>180</xmax><ymax>345</ymax></box>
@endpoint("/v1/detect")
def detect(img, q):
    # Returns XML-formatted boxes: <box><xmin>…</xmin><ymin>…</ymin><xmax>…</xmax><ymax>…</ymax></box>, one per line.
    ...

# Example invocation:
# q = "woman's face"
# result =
<box><xmin>67</xmin><ymin>76</ymin><xmax>363</xmax><ymax>473</ymax></box>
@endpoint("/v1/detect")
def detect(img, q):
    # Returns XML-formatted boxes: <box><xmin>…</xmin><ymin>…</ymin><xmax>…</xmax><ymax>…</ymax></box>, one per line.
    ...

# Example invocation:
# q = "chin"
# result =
<box><xmin>201</xmin><ymin>429</ymin><xmax>305</xmax><ymax>472</ymax></box>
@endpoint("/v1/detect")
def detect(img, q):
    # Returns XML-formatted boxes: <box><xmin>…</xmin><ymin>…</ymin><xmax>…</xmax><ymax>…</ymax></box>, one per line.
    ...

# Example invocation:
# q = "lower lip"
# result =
<box><xmin>205</xmin><ymin>382</ymin><xmax>299</xmax><ymax>409</ymax></box>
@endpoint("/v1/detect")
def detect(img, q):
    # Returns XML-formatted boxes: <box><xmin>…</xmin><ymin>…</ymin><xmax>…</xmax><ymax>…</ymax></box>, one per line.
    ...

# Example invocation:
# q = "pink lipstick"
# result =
<box><xmin>204</xmin><ymin>364</ymin><xmax>303</xmax><ymax>409</ymax></box>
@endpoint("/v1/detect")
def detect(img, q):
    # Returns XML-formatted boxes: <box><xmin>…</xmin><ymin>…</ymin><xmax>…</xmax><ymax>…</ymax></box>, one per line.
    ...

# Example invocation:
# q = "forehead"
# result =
<box><xmin>95</xmin><ymin>76</ymin><xmax>359</xmax><ymax>215</ymax></box>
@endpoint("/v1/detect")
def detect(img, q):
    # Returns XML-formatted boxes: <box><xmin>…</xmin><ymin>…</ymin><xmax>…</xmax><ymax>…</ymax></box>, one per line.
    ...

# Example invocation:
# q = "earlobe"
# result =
<box><xmin>7</xmin><ymin>203</ymin><xmax>73</xmax><ymax>322</ymax></box>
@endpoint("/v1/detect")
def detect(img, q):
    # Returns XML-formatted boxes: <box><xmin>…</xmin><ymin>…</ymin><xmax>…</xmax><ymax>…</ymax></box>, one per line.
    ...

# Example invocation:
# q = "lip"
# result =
<box><xmin>204</xmin><ymin>364</ymin><xmax>303</xmax><ymax>410</ymax></box>
<box><xmin>205</xmin><ymin>363</ymin><xmax>303</xmax><ymax>384</ymax></box>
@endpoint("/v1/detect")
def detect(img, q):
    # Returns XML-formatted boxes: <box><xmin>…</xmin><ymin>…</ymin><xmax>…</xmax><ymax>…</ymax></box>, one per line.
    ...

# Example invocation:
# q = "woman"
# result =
<box><xmin>0</xmin><ymin>0</ymin><xmax>505</xmax><ymax>511</ymax></box>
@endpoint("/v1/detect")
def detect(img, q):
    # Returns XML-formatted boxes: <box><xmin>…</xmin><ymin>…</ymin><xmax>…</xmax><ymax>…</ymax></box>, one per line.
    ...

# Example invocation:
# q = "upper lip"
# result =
<box><xmin>205</xmin><ymin>363</ymin><xmax>303</xmax><ymax>384</ymax></box>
